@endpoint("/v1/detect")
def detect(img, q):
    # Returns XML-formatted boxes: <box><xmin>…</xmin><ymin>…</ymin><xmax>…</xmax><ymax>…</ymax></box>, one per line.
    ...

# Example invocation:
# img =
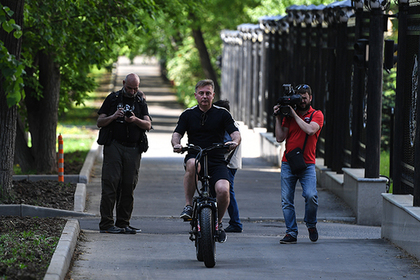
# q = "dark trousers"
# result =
<box><xmin>99</xmin><ymin>141</ymin><xmax>141</xmax><ymax>230</ymax></box>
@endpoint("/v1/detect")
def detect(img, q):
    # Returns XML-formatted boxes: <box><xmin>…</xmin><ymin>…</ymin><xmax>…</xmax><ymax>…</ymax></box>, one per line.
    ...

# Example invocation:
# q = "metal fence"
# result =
<box><xmin>220</xmin><ymin>0</ymin><xmax>420</xmax><ymax>206</ymax></box>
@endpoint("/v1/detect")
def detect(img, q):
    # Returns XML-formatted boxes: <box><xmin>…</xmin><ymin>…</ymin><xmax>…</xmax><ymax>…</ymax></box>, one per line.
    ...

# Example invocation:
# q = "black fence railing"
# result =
<box><xmin>220</xmin><ymin>0</ymin><xmax>420</xmax><ymax>206</ymax></box>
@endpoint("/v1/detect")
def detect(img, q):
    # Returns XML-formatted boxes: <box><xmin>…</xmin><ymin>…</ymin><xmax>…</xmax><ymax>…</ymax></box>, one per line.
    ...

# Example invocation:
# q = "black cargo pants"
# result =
<box><xmin>99</xmin><ymin>140</ymin><xmax>142</xmax><ymax>230</ymax></box>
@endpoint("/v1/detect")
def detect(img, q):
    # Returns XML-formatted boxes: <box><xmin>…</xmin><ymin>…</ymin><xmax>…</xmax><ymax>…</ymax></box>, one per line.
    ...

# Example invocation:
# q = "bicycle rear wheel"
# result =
<box><xmin>198</xmin><ymin>207</ymin><xmax>216</xmax><ymax>268</ymax></box>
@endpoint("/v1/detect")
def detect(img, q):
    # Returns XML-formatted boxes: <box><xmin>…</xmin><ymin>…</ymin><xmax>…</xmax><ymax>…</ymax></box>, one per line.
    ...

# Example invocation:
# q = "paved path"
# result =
<box><xmin>68</xmin><ymin>57</ymin><xmax>420</xmax><ymax>279</ymax></box>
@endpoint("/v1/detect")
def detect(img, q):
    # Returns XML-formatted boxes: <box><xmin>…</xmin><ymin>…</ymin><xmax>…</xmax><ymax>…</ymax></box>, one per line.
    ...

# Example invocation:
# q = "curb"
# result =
<box><xmin>42</xmin><ymin>141</ymin><xmax>100</xmax><ymax>280</ymax></box>
<box><xmin>12</xmin><ymin>141</ymin><xmax>100</xmax><ymax>184</ymax></box>
<box><xmin>42</xmin><ymin>71</ymin><xmax>108</xmax><ymax>280</ymax></box>
<box><xmin>44</xmin><ymin>219</ymin><xmax>80</xmax><ymax>280</ymax></box>
<box><xmin>0</xmin><ymin>204</ymin><xmax>94</xmax><ymax>218</ymax></box>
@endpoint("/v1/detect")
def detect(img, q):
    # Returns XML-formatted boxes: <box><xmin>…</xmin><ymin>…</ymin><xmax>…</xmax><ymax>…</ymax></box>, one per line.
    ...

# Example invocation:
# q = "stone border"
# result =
<box><xmin>41</xmin><ymin>141</ymin><xmax>100</xmax><ymax>280</ymax></box>
<box><xmin>44</xmin><ymin>219</ymin><xmax>80</xmax><ymax>280</ymax></box>
<box><xmin>12</xmin><ymin>141</ymin><xmax>100</xmax><ymax>184</ymax></box>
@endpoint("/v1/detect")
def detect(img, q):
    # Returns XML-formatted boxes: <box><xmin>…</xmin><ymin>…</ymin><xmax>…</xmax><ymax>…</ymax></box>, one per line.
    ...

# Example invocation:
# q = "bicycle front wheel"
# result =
<box><xmin>199</xmin><ymin>207</ymin><xmax>216</xmax><ymax>268</ymax></box>
<box><xmin>195</xmin><ymin>236</ymin><xmax>203</xmax><ymax>261</ymax></box>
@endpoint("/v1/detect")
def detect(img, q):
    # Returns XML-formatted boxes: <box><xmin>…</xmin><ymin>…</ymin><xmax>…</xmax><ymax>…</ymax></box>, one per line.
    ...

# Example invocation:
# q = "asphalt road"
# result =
<box><xmin>68</xmin><ymin>57</ymin><xmax>420</xmax><ymax>280</ymax></box>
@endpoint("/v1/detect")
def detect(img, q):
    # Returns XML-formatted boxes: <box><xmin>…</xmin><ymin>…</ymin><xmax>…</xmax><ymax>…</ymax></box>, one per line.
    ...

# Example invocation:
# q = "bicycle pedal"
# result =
<box><xmin>183</xmin><ymin>217</ymin><xmax>192</xmax><ymax>222</ymax></box>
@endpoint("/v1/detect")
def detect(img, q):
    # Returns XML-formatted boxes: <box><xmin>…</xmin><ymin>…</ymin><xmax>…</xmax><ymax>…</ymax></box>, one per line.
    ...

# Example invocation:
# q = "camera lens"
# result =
<box><xmin>280</xmin><ymin>106</ymin><xmax>290</xmax><ymax>116</ymax></box>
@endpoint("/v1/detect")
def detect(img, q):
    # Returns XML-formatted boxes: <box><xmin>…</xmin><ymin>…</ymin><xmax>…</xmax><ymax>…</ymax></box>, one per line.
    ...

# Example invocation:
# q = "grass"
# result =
<box><xmin>13</xmin><ymin>67</ymin><xmax>111</xmax><ymax>175</ymax></box>
<box><xmin>0</xmin><ymin>231</ymin><xmax>59</xmax><ymax>271</ymax></box>
<box><xmin>380</xmin><ymin>150</ymin><xmax>392</xmax><ymax>192</ymax></box>
<box><xmin>0</xmin><ymin>217</ymin><xmax>67</xmax><ymax>279</ymax></box>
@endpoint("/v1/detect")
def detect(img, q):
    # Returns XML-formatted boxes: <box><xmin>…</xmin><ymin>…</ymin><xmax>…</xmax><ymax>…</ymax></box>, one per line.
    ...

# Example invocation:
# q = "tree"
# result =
<box><xmin>123</xmin><ymin>0</ymin><xmax>260</xmax><ymax>106</ymax></box>
<box><xmin>126</xmin><ymin>0</ymin><xmax>338</xmax><ymax>106</ymax></box>
<box><xmin>191</xmin><ymin>21</ymin><xmax>221</xmax><ymax>97</ymax></box>
<box><xmin>0</xmin><ymin>0</ymin><xmax>25</xmax><ymax>199</ymax></box>
<box><xmin>14</xmin><ymin>0</ymin><xmax>158</xmax><ymax>174</ymax></box>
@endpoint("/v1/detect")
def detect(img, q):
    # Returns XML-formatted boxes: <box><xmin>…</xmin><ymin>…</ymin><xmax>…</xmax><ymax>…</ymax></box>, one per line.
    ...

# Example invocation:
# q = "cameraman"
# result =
<box><xmin>273</xmin><ymin>84</ymin><xmax>324</xmax><ymax>244</ymax></box>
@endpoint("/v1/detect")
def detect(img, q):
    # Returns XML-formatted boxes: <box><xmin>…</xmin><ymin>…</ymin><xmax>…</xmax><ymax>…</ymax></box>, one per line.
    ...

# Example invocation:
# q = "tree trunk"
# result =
<box><xmin>14</xmin><ymin>65</ymin><xmax>36</xmax><ymax>172</ymax></box>
<box><xmin>24</xmin><ymin>51</ymin><xmax>60</xmax><ymax>174</ymax></box>
<box><xmin>0</xmin><ymin>0</ymin><xmax>24</xmax><ymax>199</ymax></box>
<box><xmin>14</xmin><ymin>115</ymin><xmax>35</xmax><ymax>172</ymax></box>
<box><xmin>191</xmin><ymin>27</ymin><xmax>221</xmax><ymax>99</ymax></box>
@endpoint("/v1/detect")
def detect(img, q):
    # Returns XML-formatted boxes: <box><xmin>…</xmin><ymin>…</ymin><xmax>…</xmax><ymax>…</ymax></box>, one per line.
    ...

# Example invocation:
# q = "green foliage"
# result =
<box><xmin>122</xmin><ymin>0</ymin><xmax>262</xmax><ymax>107</ymax></box>
<box><xmin>381</xmin><ymin>68</ymin><xmax>396</xmax><ymax>151</ymax></box>
<box><xmin>246</xmin><ymin>0</ymin><xmax>336</xmax><ymax>23</ymax></box>
<box><xmin>0</xmin><ymin>4</ymin><xmax>25</xmax><ymax>107</ymax></box>
<box><xmin>0</xmin><ymin>231</ymin><xmax>59</xmax><ymax>274</ymax></box>
<box><xmin>20</xmin><ymin>0</ymin><xmax>158</xmax><ymax>113</ymax></box>
<box><xmin>121</xmin><ymin>0</ymin><xmax>340</xmax><ymax>107</ymax></box>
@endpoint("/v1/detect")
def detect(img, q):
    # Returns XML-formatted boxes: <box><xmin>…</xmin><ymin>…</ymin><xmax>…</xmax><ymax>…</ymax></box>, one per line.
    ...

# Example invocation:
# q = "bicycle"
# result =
<box><xmin>180</xmin><ymin>143</ymin><xmax>230</xmax><ymax>268</ymax></box>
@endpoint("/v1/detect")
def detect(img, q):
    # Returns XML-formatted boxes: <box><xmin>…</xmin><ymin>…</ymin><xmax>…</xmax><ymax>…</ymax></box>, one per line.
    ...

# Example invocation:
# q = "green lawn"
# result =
<box><xmin>380</xmin><ymin>150</ymin><xmax>392</xmax><ymax>192</ymax></box>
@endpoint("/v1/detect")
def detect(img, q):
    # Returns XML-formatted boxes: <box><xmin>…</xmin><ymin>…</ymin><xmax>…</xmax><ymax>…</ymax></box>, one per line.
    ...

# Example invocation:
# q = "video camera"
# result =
<box><xmin>274</xmin><ymin>84</ymin><xmax>302</xmax><ymax>116</ymax></box>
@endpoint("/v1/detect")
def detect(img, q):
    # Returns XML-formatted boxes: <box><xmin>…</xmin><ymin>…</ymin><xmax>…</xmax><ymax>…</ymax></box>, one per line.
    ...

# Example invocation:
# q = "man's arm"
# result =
<box><xmin>97</xmin><ymin>109</ymin><xmax>122</xmax><ymax>128</ymax></box>
<box><xmin>289</xmin><ymin>108</ymin><xmax>320</xmax><ymax>135</ymax></box>
<box><xmin>172</xmin><ymin>132</ymin><xmax>183</xmax><ymax>153</ymax></box>
<box><xmin>226</xmin><ymin>130</ymin><xmax>241</xmax><ymax>151</ymax></box>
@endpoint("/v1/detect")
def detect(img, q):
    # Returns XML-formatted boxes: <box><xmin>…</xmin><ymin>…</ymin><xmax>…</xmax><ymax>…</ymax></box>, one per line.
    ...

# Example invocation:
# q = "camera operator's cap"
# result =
<box><xmin>296</xmin><ymin>84</ymin><xmax>312</xmax><ymax>95</ymax></box>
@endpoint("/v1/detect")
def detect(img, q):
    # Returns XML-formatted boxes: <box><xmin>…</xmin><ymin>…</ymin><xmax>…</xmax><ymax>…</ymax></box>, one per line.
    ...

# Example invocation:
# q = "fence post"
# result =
<box><xmin>365</xmin><ymin>7</ymin><xmax>385</xmax><ymax>178</ymax></box>
<box><xmin>392</xmin><ymin>1</ymin><xmax>408</xmax><ymax>195</ymax></box>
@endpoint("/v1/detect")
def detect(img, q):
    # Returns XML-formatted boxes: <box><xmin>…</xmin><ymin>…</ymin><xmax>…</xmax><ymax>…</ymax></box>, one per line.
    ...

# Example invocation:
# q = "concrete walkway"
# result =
<box><xmin>67</xmin><ymin>57</ymin><xmax>420</xmax><ymax>279</ymax></box>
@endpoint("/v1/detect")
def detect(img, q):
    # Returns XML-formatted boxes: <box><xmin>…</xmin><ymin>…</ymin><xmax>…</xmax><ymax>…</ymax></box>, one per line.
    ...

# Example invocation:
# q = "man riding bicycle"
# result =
<box><xmin>171</xmin><ymin>79</ymin><xmax>241</xmax><ymax>243</ymax></box>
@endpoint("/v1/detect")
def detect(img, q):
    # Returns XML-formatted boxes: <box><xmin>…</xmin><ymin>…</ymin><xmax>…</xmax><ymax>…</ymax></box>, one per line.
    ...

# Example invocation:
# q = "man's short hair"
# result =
<box><xmin>213</xmin><ymin>99</ymin><xmax>230</xmax><ymax>111</ymax></box>
<box><xmin>296</xmin><ymin>84</ymin><xmax>312</xmax><ymax>96</ymax></box>
<box><xmin>195</xmin><ymin>79</ymin><xmax>214</xmax><ymax>92</ymax></box>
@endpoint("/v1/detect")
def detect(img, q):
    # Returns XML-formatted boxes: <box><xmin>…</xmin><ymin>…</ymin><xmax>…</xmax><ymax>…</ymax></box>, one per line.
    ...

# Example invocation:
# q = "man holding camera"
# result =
<box><xmin>273</xmin><ymin>84</ymin><xmax>324</xmax><ymax>244</ymax></box>
<box><xmin>97</xmin><ymin>73</ymin><xmax>152</xmax><ymax>234</ymax></box>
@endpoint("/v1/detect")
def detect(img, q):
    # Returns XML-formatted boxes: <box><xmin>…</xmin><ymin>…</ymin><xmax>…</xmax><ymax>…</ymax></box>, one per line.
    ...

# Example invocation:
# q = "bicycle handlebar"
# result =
<box><xmin>180</xmin><ymin>143</ymin><xmax>232</xmax><ymax>154</ymax></box>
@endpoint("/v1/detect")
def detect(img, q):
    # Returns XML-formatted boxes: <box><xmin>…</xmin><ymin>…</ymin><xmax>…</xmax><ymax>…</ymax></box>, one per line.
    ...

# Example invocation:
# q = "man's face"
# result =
<box><xmin>297</xmin><ymin>92</ymin><xmax>312</xmax><ymax>111</ymax></box>
<box><xmin>123</xmin><ymin>79</ymin><xmax>139</xmax><ymax>97</ymax></box>
<box><xmin>194</xmin><ymin>85</ymin><xmax>215</xmax><ymax>107</ymax></box>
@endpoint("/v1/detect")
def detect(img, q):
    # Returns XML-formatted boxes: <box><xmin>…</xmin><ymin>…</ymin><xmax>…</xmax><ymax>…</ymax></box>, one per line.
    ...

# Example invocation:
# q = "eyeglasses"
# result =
<box><xmin>296</xmin><ymin>84</ymin><xmax>309</xmax><ymax>91</ymax></box>
<box><xmin>197</xmin><ymin>91</ymin><xmax>213</xmax><ymax>96</ymax></box>
<box><xmin>201</xmin><ymin>113</ymin><xmax>208</xmax><ymax>126</ymax></box>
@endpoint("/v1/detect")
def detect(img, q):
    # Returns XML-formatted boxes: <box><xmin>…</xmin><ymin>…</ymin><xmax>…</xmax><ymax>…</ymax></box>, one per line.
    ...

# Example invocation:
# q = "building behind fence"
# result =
<box><xmin>220</xmin><ymin>0</ymin><xmax>419</xmax><ymax>207</ymax></box>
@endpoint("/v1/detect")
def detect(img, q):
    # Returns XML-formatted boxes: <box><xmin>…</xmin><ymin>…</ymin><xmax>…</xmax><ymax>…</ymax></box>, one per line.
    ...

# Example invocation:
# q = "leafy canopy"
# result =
<box><xmin>0</xmin><ymin>4</ymin><xmax>25</xmax><ymax>108</ymax></box>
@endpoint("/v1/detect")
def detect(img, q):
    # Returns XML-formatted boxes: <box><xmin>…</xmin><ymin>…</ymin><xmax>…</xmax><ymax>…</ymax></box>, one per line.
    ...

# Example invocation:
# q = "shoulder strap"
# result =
<box><xmin>302</xmin><ymin>110</ymin><xmax>316</xmax><ymax>152</ymax></box>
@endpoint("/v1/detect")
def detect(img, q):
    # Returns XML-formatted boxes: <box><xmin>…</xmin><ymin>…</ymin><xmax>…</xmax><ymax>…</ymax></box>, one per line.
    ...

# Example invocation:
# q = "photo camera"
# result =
<box><xmin>124</xmin><ymin>108</ymin><xmax>133</xmax><ymax>117</ymax></box>
<box><xmin>274</xmin><ymin>84</ymin><xmax>302</xmax><ymax>116</ymax></box>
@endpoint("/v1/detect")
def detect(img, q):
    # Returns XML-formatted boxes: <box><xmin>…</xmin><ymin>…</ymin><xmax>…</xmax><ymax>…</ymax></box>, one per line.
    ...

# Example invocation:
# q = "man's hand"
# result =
<box><xmin>113</xmin><ymin>108</ymin><xmax>124</xmax><ymax>120</ymax></box>
<box><xmin>288</xmin><ymin>105</ymin><xmax>298</xmax><ymax>119</ymax></box>
<box><xmin>173</xmin><ymin>143</ymin><xmax>182</xmax><ymax>153</ymax></box>
<box><xmin>225</xmin><ymin>141</ymin><xmax>238</xmax><ymax>151</ymax></box>
<box><xmin>273</xmin><ymin>104</ymin><xmax>281</xmax><ymax>117</ymax></box>
<box><xmin>124</xmin><ymin>115</ymin><xmax>135</xmax><ymax>123</ymax></box>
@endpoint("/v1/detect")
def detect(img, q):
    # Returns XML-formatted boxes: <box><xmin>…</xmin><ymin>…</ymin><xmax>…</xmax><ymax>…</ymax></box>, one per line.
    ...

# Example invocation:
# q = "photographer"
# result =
<box><xmin>273</xmin><ymin>84</ymin><xmax>324</xmax><ymax>244</ymax></box>
<box><xmin>97</xmin><ymin>73</ymin><xmax>152</xmax><ymax>234</ymax></box>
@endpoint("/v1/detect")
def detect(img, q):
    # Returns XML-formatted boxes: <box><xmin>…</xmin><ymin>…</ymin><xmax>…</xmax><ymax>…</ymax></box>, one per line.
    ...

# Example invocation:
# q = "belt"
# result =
<box><xmin>115</xmin><ymin>140</ymin><xmax>138</xmax><ymax>147</ymax></box>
